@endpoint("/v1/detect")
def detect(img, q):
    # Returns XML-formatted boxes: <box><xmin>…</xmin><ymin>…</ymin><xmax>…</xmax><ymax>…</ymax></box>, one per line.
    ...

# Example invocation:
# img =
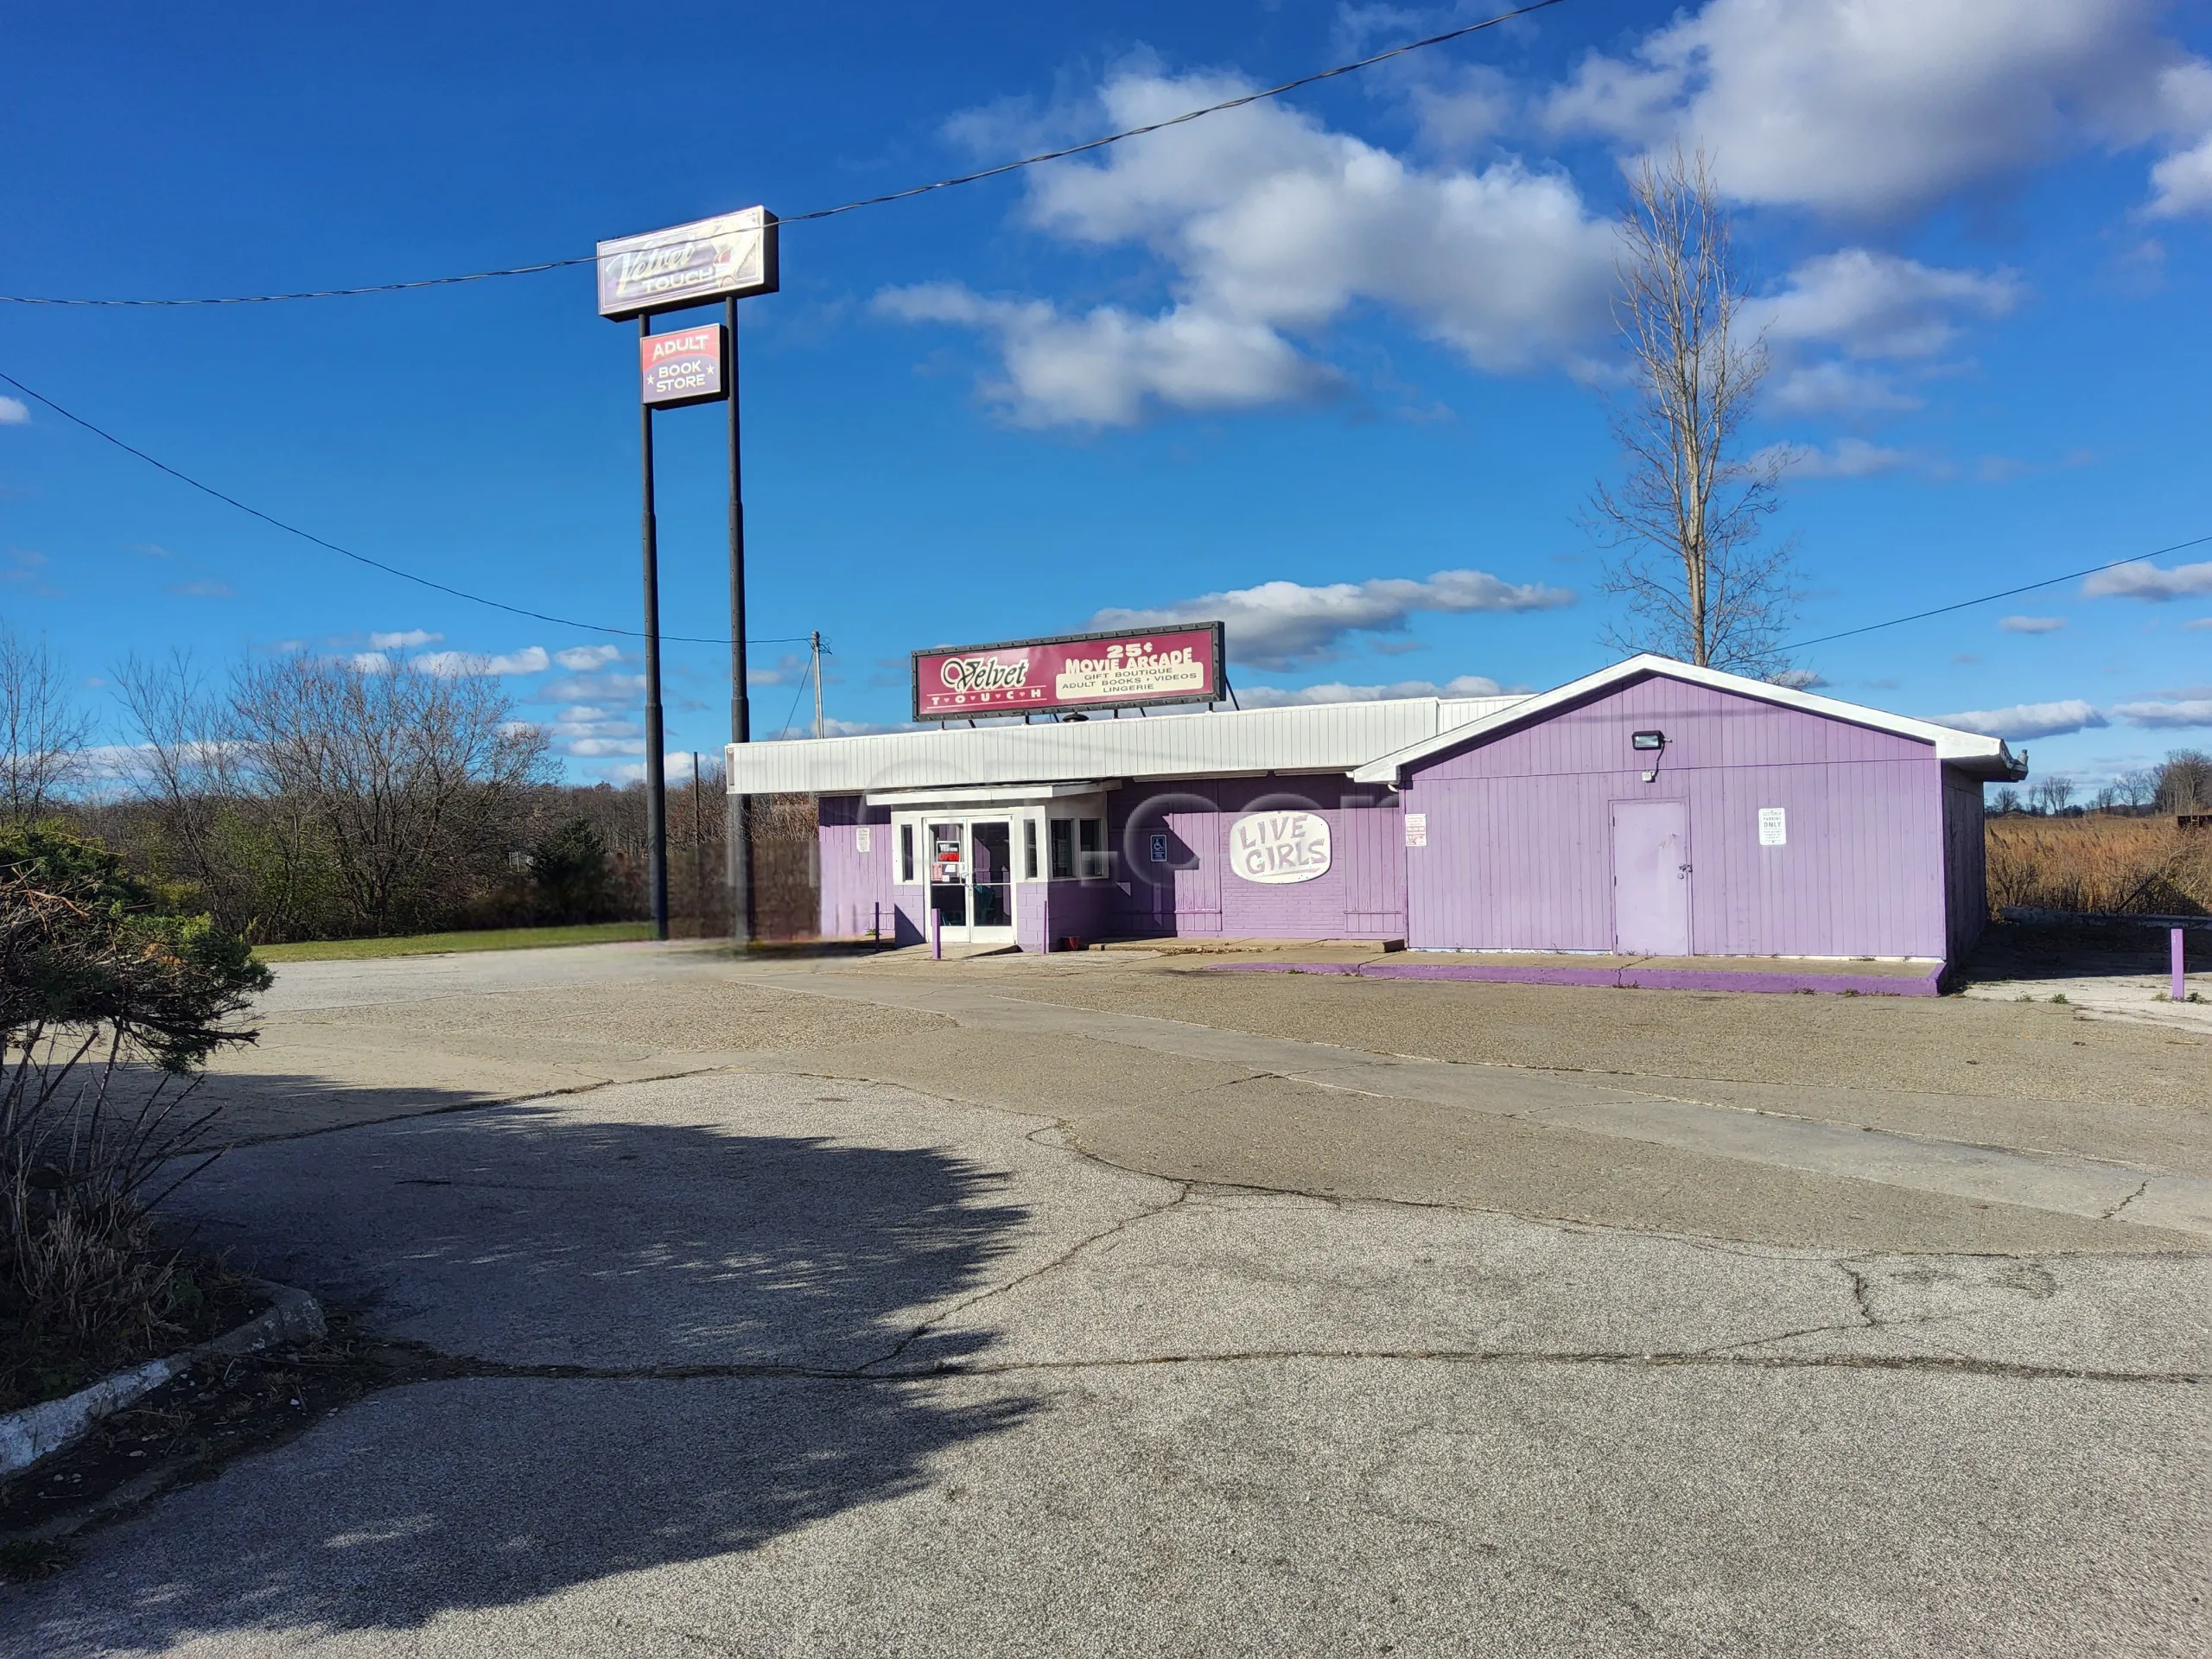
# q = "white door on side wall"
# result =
<box><xmin>1611</xmin><ymin>799</ymin><xmax>1692</xmax><ymax>956</ymax></box>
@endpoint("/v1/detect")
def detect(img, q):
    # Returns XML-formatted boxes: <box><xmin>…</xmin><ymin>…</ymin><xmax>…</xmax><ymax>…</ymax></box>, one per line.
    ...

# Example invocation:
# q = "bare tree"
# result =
<box><xmin>2031</xmin><ymin>775</ymin><xmax>2077</xmax><ymax>817</ymax></box>
<box><xmin>0</xmin><ymin>625</ymin><xmax>92</xmax><ymax>821</ymax></box>
<box><xmin>2113</xmin><ymin>768</ymin><xmax>2160</xmax><ymax>812</ymax></box>
<box><xmin>1590</xmin><ymin>148</ymin><xmax>1796</xmax><ymax>676</ymax></box>
<box><xmin>230</xmin><ymin>654</ymin><xmax>549</xmax><ymax>934</ymax></box>
<box><xmin>2157</xmin><ymin>749</ymin><xmax>2212</xmax><ymax>815</ymax></box>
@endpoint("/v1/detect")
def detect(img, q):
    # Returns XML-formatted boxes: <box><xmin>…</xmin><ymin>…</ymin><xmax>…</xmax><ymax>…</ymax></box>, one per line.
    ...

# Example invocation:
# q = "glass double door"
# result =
<box><xmin>926</xmin><ymin>819</ymin><xmax>1015</xmax><ymax>943</ymax></box>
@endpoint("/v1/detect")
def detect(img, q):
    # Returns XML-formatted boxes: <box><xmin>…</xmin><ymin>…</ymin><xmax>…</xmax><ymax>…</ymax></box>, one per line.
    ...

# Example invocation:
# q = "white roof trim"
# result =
<box><xmin>1351</xmin><ymin>654</ymin><xmax>2026</xmax><ymax>785</ymax></box>
<box><xmin>865</xmin><ymin>781</ymin><xmax>1110</xmax><ymax>808</ymax></box>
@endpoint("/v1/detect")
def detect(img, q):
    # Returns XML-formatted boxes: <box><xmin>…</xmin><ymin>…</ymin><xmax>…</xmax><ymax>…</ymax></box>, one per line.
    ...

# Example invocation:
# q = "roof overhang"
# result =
<box><xmin>1351</xmin><ymin>654</ymin><xmax>2028</xmax><ymax>785</ymax></box>
<box><xmin>864</xmin><ymin>781</ymin><xmax>1113</xmax><ymax>809</ymax></box>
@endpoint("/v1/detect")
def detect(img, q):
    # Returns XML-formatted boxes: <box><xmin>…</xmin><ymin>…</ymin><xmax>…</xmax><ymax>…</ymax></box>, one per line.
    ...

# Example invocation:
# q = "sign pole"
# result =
<box><xmin>639</xmin><ymin>316</ymin><xmax>670</xmax><ymax>943</ymax></box>
<box><xmin>726</xmin><ymin>296</ymin><xmax>754</xmax><ymax>949</ymax></box>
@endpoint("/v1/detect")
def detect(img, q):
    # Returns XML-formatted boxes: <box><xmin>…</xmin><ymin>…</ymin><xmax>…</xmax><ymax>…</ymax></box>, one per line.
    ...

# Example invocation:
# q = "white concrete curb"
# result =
<box><xmin>0</xmin><ymin>1281</ymin><xmax>325</xmax><ymax>1478</ymax></box>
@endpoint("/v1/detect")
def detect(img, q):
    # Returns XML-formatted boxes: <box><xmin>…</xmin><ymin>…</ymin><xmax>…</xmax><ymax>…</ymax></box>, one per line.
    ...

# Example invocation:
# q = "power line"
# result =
<box><xmin>0</xmin><ymin>366</ymin><xmax>804</xmax><ymax>649</ymax></box>
<box><xmin>1785</xmin><ymin>532</ymin><xmax>2212</xmax><ymax>652</ymax></box>
<box><xmin>0</xmin><ymin>1</ymin><xmax>1566</xmax><ymax>309</ymax></box>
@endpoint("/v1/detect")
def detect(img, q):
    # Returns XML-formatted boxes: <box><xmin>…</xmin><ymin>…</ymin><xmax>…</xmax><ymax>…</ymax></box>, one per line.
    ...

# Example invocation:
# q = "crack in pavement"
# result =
<box><xmin>376</xmin><ymin>1344</ymin><xmax>2209</xmax><ymax>1389</ymax></box>
<box><xmin>856</xmin><ymin>1182</ymin><xmax>1195</xmax><ymax>1375</ymax></box>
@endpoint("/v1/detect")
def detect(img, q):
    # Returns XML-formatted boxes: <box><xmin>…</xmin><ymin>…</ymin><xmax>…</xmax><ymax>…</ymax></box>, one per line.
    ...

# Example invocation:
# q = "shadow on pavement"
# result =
<box><xmin>1959</xmin><ymin>918</ymin><xmax>2209</xmax><ymax>987</ymax></box>
<box><xmin>10</xmin><ymin>1102</ymin><xmax>1039</xmax><ymax>1651</ymax></box>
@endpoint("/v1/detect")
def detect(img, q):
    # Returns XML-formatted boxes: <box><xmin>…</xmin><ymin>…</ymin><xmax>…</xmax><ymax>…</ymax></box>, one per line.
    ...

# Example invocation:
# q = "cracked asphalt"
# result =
<box><xmin>4</xmin><ymin>943</ymin><xmax>2208</xmax><ymax>1656</ymax></box>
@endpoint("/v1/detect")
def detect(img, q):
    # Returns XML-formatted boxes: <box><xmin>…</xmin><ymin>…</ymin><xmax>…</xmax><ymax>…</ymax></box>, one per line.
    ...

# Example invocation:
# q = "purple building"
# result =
<box><xmin>727</xmin><ymin>656</ymin><xmax>2024</xmax><ymax>971</ymax></box>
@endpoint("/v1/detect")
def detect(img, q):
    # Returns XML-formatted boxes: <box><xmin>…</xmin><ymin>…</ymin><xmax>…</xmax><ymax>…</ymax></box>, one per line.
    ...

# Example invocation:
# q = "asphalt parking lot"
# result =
<box><xmin>5</xmin><ymin>942</ymin><xmax>2207</xmax><ymax>1656</ymax></box>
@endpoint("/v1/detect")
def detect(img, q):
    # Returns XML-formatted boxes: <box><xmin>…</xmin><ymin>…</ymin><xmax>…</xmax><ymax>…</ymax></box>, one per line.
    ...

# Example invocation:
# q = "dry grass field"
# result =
<box><xmin>1986</xmin><ymin>814</ymin><xmax>2212</xmax><ymax>915</ymax></box>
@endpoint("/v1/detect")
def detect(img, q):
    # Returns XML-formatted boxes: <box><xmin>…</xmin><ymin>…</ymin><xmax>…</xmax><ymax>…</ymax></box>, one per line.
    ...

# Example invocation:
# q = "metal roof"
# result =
<box><xmin>725</xmin><ymin>695</ymin><xmax>1522</xmax><ymax>796</ymax></box>
<box><xmin>1351</xmin><ymin>655</ymin><xmax>2028</xmax><ymax>785</ymax></box>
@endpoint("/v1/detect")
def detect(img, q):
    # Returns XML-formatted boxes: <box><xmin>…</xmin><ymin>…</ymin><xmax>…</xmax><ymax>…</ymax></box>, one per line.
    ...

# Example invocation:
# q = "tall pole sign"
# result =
<box><xmin>596</xmin><ymin>207</ymin><xmax>778</xmax><ymax>947</ymax></box>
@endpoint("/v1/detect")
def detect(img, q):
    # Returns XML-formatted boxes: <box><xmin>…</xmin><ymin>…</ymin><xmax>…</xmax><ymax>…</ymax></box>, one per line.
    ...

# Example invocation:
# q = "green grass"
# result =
<box><xmin>253</xmin><ymin>921</ymin><xmax>656</xmax><ymax>963</ymax></box>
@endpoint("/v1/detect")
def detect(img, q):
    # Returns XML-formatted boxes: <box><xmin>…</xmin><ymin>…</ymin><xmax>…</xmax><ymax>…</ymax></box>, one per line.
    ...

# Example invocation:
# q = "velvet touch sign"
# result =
<box><xmin>1230</xmin><ymin>811</ymin><xmax>1332</xmax><ymax>884</ymax></box>
<box><xmin>911</xmin><ymin>623</ymin><xmax>1226</xmax><ymax>721</ymax></box>
<box><xmin>638</xmin><ymin>325</ymin><xmax>726</xmax><ymax>409</ymax></box>
<box><xmin>596</xmin><ymin>207</ymin><xmax>779</xmax><ymax>319</ymax></box>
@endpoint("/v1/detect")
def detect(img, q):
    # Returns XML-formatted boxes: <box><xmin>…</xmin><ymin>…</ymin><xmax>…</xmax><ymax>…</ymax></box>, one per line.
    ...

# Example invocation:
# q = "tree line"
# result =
<box><xmin>0</xmin><ymin>628</ymin><xmax>821</xmax><ymax>944</ymax></box>
<box><xmin>1991</xmin><ymin>752</ymin><xmax>2212</xmax><ymax>819</ymax></box>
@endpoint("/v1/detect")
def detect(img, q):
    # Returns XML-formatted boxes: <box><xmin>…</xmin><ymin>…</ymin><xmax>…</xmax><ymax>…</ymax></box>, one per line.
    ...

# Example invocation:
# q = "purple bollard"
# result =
<box><xmin>929</xmin><ymin>906</ymin><xmax>942</xmax><ymax>962</ymax></box>
<box><xmin>2176</xmin><ymin>926</ymin><xmax>2188</xmax><ymax>1003</ymax></box>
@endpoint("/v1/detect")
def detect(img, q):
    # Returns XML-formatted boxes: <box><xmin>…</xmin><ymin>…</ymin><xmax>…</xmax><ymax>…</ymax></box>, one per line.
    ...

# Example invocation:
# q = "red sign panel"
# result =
<box><xmin>639</xmin><ymin>324</ymin><xmax>727</xmax><ymax>410</ymax></box>
<box><xmin>912</xmin><ymin>623</ymin><xmax>1227</xmax><ymax>721</ymax></box>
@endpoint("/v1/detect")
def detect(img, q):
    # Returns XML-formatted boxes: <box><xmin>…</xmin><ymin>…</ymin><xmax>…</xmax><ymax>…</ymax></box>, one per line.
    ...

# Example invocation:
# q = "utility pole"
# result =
<box><xmin>727</xmin><ymin>296</ymin><xmax>754</xmax><ymax>951</ymax></box>
<box><xmin>639</xmin><ymin>316</ymin><xmax>669</xmax><ymax>942</ymax></box>
<box><xmin>811</xmin><ymin>629</ymin><xmax>824</xmax><ymax>740</ymax></box>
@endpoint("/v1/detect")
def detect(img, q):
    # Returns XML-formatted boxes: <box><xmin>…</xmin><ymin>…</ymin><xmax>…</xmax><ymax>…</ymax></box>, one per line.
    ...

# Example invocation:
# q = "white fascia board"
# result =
<box><xmin>865</xmin><ymin>781</ymin><xmax>1111</xmax><ymax>808</ymax></box>
<box><xmin>1351</xmin><ymin>654</ymin><xmax>2020</xmax><ymax>785</ymax></box>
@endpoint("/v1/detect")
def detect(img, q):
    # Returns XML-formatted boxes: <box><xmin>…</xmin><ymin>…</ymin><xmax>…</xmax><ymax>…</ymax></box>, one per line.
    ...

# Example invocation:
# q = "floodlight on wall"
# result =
<box><xmin>1631</xmin><ymin>730</ymin><xmax>1665</xmax><ymax>751</ymax></box>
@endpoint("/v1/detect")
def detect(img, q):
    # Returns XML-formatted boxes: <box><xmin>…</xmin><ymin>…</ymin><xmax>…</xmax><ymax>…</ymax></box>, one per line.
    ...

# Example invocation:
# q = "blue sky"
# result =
<box><xmin>3</xmin><ymin>0</ymin><xmax>2209</xmax><ymax>788</ymax></box>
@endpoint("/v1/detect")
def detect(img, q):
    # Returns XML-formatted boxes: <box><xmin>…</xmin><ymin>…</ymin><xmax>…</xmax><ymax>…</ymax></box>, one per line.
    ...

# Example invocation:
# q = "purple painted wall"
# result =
<box><xmin>1402</xmin><ymin>675</ymin><xmax>1949</xmax><ymax>959</ymax></box>
<box><xmin>1101</xmin><ymin>779</ymin><xmax>1405</xmax><ymax>941</ymax></box>
<box><xmin>817</xmin><ymin>798</ymin><xmax>914</xmax><ymax>944</ymax></box>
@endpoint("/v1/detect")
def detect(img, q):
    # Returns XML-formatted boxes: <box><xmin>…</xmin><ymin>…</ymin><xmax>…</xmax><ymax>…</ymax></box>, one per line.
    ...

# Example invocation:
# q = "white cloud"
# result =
<box><xmin>2082</xmin><ymin>560</ymin><xmax>2212</xmax><ymax>601</ymax></box>
<box><xmin>0</xmin><ymin>397</ymin><xmax>28</xmax><ymax>426</ymax></box>
<box><xmin>1090</xmin><ymin>568</ymin><xmax>1576</xmax><ymax>671</ymax></box>
<box><xmin>1747</xmin><ymin>250</ymin><xmax>2022</xmax><ymax>414</ymax></box>
<box><xmin>2111</xmin><ymin>699</ymin><xmax>2212</xmax><ymax>728</ymax></box>
<box><xmin>350</xmin><ymin>652</ymin><xmax>392</xmax><ymax>674</ymax></box>
<box><xmin>370</xmin><ymin>628</ymin><xmax>442</xmax><ymax>650</ymax></box>
<box><xmin>1751</xmin><ymin>251</ymin><xmax>2022</xmax><ymax>359</ymax></box>
<box><xmin>1933</xmin><ymin>699</ymin><xmax>2107</xmax><ymax>741</ymax></box>
<box><xmin>1544</xmin><ymin>0</ymin><xmax>2211</xmax><ymax>220</ymax></box>
<box><xmin>1234</xmin><ymin>674</ymin><xmax>1520</xmax><ymax>709</ymax></box>
<box><xmin>2188</xmin><ymin>617</ymin><xmax>2212</xmax><ymax>631</ymax></box>
<box><xmin>542</xmin><ymin>671</ymin><xmax>647</xmax><ymax>703</ymax></box>
<box><xmin>1761</xmin><ymin>437</ymin><xmax>1914</xmax><ymax>479</ymax></box>
<box><xmin>747</xmin><ymin>652</ymin><xmax>814</xmax><ymax>688</ymax></box>
<box><xmin>2148</xmin><ymin>131</ymin><xmax>2212</xmax><ymax>215</ymax></box>
<box><xmin>413</xmin><ymin>645</ymin><xmax>551</xmax><ymax>677</ymax></box>
<box><xmin>1999</xmin><ymin>615</ymin><xmax>2068</xmax><ymax>634</ymax></box>
<box><xmin>880</xmin><ymin>68</ymin><xmax>1616</xmax><ymax>426</ymax></box>
<box><xmin>876</xmin><ymin>285</ymin><xmax>1333</xmax><ymax>428</ymax></box>
<box><xmin>553</xmin><ymin>644</ymin><xmax>622</xmax><ymax>671</ymax></box>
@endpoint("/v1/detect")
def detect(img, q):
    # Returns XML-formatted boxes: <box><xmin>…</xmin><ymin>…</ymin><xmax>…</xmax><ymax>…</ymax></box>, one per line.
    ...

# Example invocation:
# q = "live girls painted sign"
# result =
<box><xmin>912</xmin><ymin>623</ymin><xmax>1227</xmax><ymax>721</ymax></box>
<box><xmin>1230</xmin><ymin>810</ymin><xmax>1332</xmax><ymax>884</ymax></box>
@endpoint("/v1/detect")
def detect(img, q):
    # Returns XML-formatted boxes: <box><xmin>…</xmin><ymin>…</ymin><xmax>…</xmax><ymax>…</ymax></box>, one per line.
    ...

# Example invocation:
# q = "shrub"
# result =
<box><xmin>1</xmin><ymin>824</ymin><xmax>268</xmax><ymax>1392</ymax></box>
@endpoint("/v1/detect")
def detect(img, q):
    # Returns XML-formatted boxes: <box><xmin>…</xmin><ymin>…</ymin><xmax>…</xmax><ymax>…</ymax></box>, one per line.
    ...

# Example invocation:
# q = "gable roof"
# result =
<box><xmin>1349</xmin><ymin>654</ymin><xmax>2028</xmax><ymax>785</ymax></box>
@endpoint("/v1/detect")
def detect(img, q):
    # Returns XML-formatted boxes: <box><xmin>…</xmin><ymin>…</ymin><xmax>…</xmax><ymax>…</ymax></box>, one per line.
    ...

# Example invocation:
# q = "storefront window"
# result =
<box><xmin>899</xmin><ymin>823</ymin><xmax>916</xmax><ymax>884</ymax></box>
<box><xmin>1049</xmin><ymin>818</ymin><xmax>1074</xmax><ymax>880</ymax></box>
<box><xmin>1077</xmin><ymin>817</ymin><xmax>1109</xmax><ymax>878</ymax></box>
<box><xmin>1023</xmin><ymin>818</ymin><xmax>1039</xmax><ymax>880</ymax></box>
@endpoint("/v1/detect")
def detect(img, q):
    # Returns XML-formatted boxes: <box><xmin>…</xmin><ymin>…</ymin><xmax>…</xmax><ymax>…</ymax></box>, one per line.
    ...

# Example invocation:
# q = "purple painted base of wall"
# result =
<box><xmin>1212</xmin><ymin>960</ymin><xmax>1946</xmax><ymax>997</ymax></box>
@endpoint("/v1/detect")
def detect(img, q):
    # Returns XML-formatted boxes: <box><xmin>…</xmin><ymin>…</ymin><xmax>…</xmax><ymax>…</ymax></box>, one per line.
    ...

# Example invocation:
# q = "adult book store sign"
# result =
<box><xmin>912</xmin><ymin>624</ymin><xmax>1227</xmax><ymax>721</ymax></box>
<box><xmin>639</xmin><ymin>325</ymin><xmax>726</xmax><ymax>410</ymax></box>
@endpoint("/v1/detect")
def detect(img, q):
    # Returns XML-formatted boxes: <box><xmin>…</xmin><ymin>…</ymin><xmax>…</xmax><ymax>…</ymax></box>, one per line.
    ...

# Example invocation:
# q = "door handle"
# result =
<box><xmin>1677</xmin><ymin>864</ymin><xmax>1693</xmax><ymax>874</ymax></box>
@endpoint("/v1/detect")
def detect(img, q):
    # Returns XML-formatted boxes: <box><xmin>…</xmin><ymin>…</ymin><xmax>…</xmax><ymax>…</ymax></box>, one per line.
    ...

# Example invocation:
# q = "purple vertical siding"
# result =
<box><xmin>1404</xmin><ymin>676</ymin><xmax>1948</xmax><ymax>959</ymax></box>
<box><xmin>816</xmin><ymin>796</ymin><xmax>906</xmax><ymax>942</ymax></box>
<box><xmin>1941</xmin><ymin>766</ymin><xmax>1989</xmax><ymax>963</ymax></box>
<box><xmin>1103</xmin><ymin>779</ymin><xmax>1405</xmax><ymax>940</ymax></box>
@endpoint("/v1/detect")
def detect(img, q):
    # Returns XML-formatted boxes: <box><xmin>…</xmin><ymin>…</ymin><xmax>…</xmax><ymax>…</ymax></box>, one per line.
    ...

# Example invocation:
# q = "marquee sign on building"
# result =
<box><xmin>596</xmin><ymin>207</ymin><xmax>779</xmax><ymax>320</ymax></box>
<box><xmin>912</xmin><ymin>622</ymin><xmax>1228</xmax><ymax>721</ymax></box>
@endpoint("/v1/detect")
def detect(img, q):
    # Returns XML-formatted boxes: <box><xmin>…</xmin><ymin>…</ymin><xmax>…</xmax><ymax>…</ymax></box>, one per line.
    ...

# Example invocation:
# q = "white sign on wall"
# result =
<box><xmin>856</xmin><ymin>825</ymin><xmax>873</xmax><ymax>854</ymax></box>
<box><xmin>1403</xmin><ymin>812</ymin><xmax>1427</xmax><ymax>849</ymax></box>
<box><xmin>1758</xmin><ymin>807</ymin><xmax>1787</xmax><ymax>847</ymax></box>
<box><xmin>1230</xmin><ymin>811</ymin><xmax>1332</xmax><ymax>885</ymax></box>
